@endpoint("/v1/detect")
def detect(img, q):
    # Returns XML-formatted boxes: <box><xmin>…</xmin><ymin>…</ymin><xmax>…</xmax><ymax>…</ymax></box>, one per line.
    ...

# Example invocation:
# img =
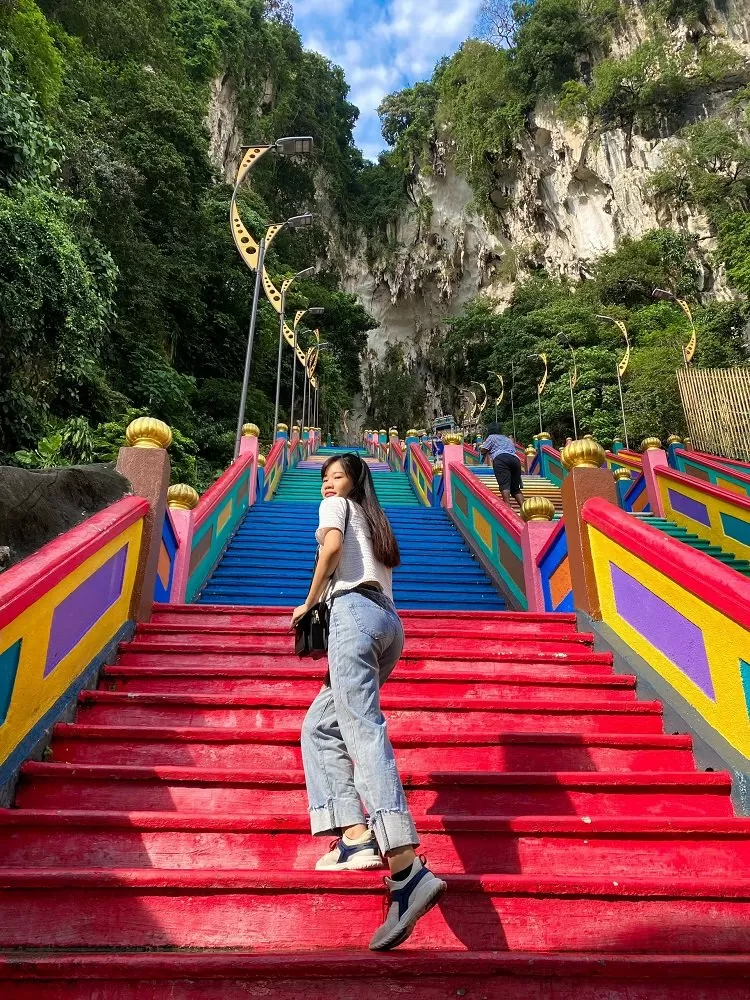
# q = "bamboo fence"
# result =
<box><xmin>677</xmin><ymin>367</ymin><xmax>750</xmax><ymax>462</ymax></box>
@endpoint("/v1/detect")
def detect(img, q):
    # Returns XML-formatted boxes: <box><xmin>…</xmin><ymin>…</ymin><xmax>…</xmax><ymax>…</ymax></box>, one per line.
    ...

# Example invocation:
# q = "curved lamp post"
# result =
<box><xmin>596</xmin><ymin>314</ymin><xmax>631</xmax><ymax>449</ymax></box>
<box><xmin>229</xmin><ymin>135</ymin><xmax>315</xmax><ymax>459</ymax></box>
<box><xmin>290</xmin><ymin>307</ymin><xmax>324</xmax><ymax>431</ymax></box>
<box><xmin>652</xmin><ymin>288</ymin><xmax>697</xmax><ymax>365</ymax></box>
<box><xmin>274</xmin><ymin>266</ymin><xmax>315</xmax><ymax>432</ymax></box>
<box><xmin>530</xmin><ymin>354</ymin><xmax>549</xmax><ymax>436</ymax></box>
<box><xmin>556</xmin><ymin>332</ymin><xmax>580</xmax><ymax>439</ymax></box>
<box><xmin>303</xmin><ymin>341</ymin><xmax>331</xmax><ymax>430</ymax></box>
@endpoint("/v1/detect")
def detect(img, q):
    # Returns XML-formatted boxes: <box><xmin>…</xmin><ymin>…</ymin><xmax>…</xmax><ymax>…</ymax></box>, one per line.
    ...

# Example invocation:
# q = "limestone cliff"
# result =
<box><xmin>332</xmin><ymin>0</ymin><xmax>750</xmax><ymax>359</ymax></box>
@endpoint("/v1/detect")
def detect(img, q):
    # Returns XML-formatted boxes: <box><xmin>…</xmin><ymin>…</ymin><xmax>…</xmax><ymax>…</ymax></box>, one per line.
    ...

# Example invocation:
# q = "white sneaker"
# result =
<box><xmin>369</xmin><ymin>857</ymin><xmax>447</xmax><ymax>951</ymax></box>
<box><xmin>315</xmin><ymin>835</ymin><xmax>383</xmax><ymax>871</ymax></box>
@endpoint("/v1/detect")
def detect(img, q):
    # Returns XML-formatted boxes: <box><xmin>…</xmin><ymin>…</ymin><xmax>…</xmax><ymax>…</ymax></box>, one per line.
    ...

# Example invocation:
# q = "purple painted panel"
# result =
<box><xmin>610</xmin><ymin>563</ymin><xmax>715</xmax><ymax>700</ymax></box>
<box><xmin>668</xmin><ymin>488</ymin><xmax>711</xmax><ymax>527</ymax></box>
<box><xmin>44</xmin><ymin>544</ymin><xmax>128</xmax><ymax>677</ymax></box>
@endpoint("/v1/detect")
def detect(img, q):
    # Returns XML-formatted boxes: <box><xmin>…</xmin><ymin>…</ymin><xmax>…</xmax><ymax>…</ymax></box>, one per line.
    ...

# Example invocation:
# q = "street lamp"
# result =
<box><xmin>652</xmin><ymin>288</ymin><xmax>697</xmax><ymax>365</ymax></box>
<box><xmin>596</xmin><ymin>315</ymin><xmax>631</xmax><ymax>449</ymax></box>
<box><xmin>311</xmin><ymin>344</ymin><xmax>333</xmax><ymax>429</ymax></box>
<box><xmin>529</xmin><ymin>354</ymin><xmax>549</xmax><ymax>435</ymax></box>
<box><xmin>233</xmin><ymin>213</ymin><xmax>314</xmax><ymax>460</ymax></box>
<box><xmin>274</xmin><ymin>266</ymin><xmax>315</xmax><ymax>432</ymax></box>
<box><xmin>290</xmin><ymin>307</ymin><xmax>324</xmax><ymax>432</ymax></box>
<box><xmin>303</xmin><ymin>342</ymin><xmax>330</xmax><ymax>430</ymax></box>
<box><xmin>556</xmin><ymin>333</ymin><xmax>579</xmax><ymax>439</ymax></box>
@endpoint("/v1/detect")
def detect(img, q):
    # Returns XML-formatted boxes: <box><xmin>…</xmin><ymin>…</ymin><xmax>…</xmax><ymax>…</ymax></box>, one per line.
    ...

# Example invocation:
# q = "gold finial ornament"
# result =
<box><xmin>641</xmin><ymin>437</ymin><xmax>663</xmax><ymax>452</ymax></box>
<box><xmin>406</xmin><ymin>428</ymin><xmax>418</xmax><ymax>437</ymax></box>
<box><xmin>444</xmin><ymin>432</ymin><xmax>463</xmax><ymax>445</ymax></box>
<box><xmin>432</xmin><ymin>461</ymin><xmax>444</xmax><ymax>475</ymax></box>
<box><xmin>666</xmin><ymin>434</ymin><xmax>683</xmax><ymax>446</ymax></box>
<box><xmin>379</xmin><ymin>429</ymin><xmax>387</xmax><ymax>435</ymax></box>
<box><xmin>167</xmin><ymin>484</ymin><xmax>199</xmax><ymax>510</ymax></box>
<box><xmin>561</xmin><ymin>438</ymin><xmax>606</xmax><ymax>470</ymax></box>
<box><xmin>389</xmin><ymin>428</ymin><xmax>399</xmax><ymax>437</ymax></box>
<box><xmin>537</xmin><ymin>432</ymin><xmax>552</xmax><ymax>442</ymax></box>
<box><xmin>526</xmin><ymin>445</ymin><xmax>537</xmax><ymax>456</ymax></box>
<box><xmin>520</xmin><ymin>497</ymin><xmax>556</xmax><ymax>522</ymax></box>
<box><xmin>583</xmin><ymin>434</ymin><xmax>595</xmax><ymax>441</ymax></box>
<box><xmin>125</xmin><ymin>417</ymin><xmax>172</xmax><ymax>450</ymax></box>
<box><xmin>613</xmin><ymin>467</ymin><xmax>632</xmax><ymax>482</ymax></box>
<box><xmin>684</xmin><ymin>437</ymin><xmax>693</xmax><ymax>450</ymax></box>
<box><xmin>277</xmin><ymin>423</ymin><xmax>288</xmax><ymax>432</ymax></box>
<box><xmin>242</xmin><ymin>423</ymin><xmax>260</xmax><ymax>438</ymax></box>
<box><xmin>258</xmin><ymin>454</ymin><xmax>267</xmax><ymax>468</ymax></box>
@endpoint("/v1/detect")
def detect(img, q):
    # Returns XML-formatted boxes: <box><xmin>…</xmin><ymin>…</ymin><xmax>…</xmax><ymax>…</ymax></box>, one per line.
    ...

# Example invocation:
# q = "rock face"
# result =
<box><xmin>332</xmin><ymin>0</ymin><xmax>750</xmax><ymax>358</ymax></box>
<box><xmin>0</xmin><ymin>466</ymin><xmax>131</xmax><ymax>570</ymax></box>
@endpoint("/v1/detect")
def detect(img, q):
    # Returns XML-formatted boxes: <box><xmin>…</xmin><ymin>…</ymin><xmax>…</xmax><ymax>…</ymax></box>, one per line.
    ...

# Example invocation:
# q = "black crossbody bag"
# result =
<box><xmin>295</xmin><ymin>501</ymin><xmax>352</xmax><ymax>659</ymax></box>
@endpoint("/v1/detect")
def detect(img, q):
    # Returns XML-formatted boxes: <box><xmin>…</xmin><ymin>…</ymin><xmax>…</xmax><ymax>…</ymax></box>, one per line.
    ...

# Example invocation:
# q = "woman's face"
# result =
<box><xmin>322</xmin><ymin>460</ymin><xmax>354</xmax><ymax>499</ymax></box>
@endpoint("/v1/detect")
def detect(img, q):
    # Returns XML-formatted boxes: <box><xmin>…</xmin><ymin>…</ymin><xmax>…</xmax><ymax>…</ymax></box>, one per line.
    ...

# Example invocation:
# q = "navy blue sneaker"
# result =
<box><xmin>315</xmin><ymin>835</ymin><xmax>382</xmax><ymax>871</ymax></box>
<box><xmin>369</xmin><ymin>857</ymin><xmax>447</xmax><ymax>950</ymax></box>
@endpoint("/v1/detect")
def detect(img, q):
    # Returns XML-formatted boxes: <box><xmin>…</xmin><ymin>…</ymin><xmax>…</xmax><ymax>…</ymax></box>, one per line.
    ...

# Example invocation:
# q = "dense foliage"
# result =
<box><xmin>0</xmin><ymin>0</ymin><xmax>374</xmax><ymax>486</ymax></box>
<box><xmin>431</xmin><ymin>230</ymin><xmax>749</xmax><ymax>445</ymax></box>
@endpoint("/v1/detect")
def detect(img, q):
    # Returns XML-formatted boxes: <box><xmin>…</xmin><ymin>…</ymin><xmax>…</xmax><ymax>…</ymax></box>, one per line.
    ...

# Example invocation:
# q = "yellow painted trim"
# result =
<box><xmin>588</xmin><ymin>524</ymin><xmax>750</xmax><ymax>757</ymax></box>
<box><xmin>472</xmin><ymin>509</ymin><xmax>493</xmax><ymax>551</ymax></box>
<box><xmin>0</xmin><ymin>520</ymin><xmax>143</xmax><ymax>767</ymax></box>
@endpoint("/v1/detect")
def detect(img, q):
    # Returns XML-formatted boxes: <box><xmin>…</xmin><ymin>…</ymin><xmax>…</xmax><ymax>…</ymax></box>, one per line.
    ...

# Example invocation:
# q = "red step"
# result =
<box><xmin>17</xmin><ymin>764</ymin><xmax>733</xmax><ymax>817</ymax></box>
<box><xmin>2</xmin><ymin>811</ymin><xmax>749</xmax><ymax>875</ymax></box>
<box><xmin>1</xmin><ymin>870</ymin><xmax>750</xmax><ymax>952</ymax></box>
<box><xmin>116</xmin><ymin>647</ymin><xmax>615</xmax><ymax>675</ymax></box>
<box><xmin>75</xmin><ymin>690</ymin><xmax>663</xmax><ymax>734</ymax></box>
<box><xmin>101</xmin><ymin>663</ymin><xmax>636</xmax><ymax>703</ymax></box>
<box><xmin>48</xmin><ymin>725</ymin><xmax>696</xmax><ymax>770</ymax></box>
<box><xmin>3</xmin><ymin>951</ymin><xmax>749</xmax><ymax>1000</ymax></box>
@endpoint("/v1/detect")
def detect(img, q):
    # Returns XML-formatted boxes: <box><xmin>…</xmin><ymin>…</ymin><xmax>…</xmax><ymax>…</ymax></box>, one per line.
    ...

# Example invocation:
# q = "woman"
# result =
<box><xmin>290</xmin><ymin>452</ymin><xmax>446</xmax><ymax>951</ymax></box>
<box><xmin>480</xmin><ymin>422</ymin><xmax>525</xmax><ymax>508</ymax></box>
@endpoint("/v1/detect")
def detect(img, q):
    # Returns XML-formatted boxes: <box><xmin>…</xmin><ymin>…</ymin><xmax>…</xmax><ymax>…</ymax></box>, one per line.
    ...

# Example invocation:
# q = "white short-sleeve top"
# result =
<box><xmin>315</xmin><ymin>497</ymin><xmax>393</xmax><ymax>601</ymax></box>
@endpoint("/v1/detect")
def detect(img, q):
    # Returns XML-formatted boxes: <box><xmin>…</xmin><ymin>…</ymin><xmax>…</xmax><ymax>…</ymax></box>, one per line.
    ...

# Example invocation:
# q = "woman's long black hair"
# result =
<box><xmin>321</xmin><ymin>453</ymin><xmax>401</xmax><ymax>568</ymax></box>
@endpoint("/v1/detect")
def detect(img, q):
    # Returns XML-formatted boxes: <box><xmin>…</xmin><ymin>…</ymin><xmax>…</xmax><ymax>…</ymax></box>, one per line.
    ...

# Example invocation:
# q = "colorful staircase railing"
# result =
<box><xmin>675</xmin><ymin>448</ymin><xmax>750</xmax><ymax>499</ymax></box>
<box><xmin>582</xmin><ymin>496</ymin><xmax>750</xmax><ymax>762</ymax></box>
<box><xmin>447</xmin><ymin>461</ymin><xmax>527</xmax><ymax>609</ymax></box>
<box><xmin>655</xmin><ymin>465</ymin><xmax>750</xmax><ymax>564</ymax></box>
<box><xmin>408</xmin><ymin>443</ymin><xmax>442</xmax><ymax>508</ymax></box>
<box><xmin>0</xmin><ymin>497</ymin><xmax>148</xmax><ymax>796</ymax></box>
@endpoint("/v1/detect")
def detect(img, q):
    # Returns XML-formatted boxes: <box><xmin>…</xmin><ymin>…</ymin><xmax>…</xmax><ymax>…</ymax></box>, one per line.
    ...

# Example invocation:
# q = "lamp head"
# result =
<box><xmin>652</xmin><ymin>287</ymin><xmax>675</xmax><ymax>302</ymax></box>
<box><xmin>306</xmin><ymin>307</ymin><xmax>325</xmax><ymax>316</ymax></box>
<box><xmin>286</xmin><ymin>213</ymin><xmax>314</xmax><ymax>230</ymax></box>
<box><xmin>275</xmin><ymin>136</ymin><xmax>314</xmax><ymax>156</ymax></box>
<box><xmin>295</xmin><ymin>266</ymin><xmax>315</xmax><ymax>280</ymax></box>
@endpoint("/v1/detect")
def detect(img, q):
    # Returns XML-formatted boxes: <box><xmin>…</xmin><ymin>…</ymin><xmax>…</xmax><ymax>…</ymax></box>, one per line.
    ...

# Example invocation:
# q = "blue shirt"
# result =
<box><xmin>481</xmin><ymin>434</ymin><xmax>517</xmax><ymax>461</ymax></box>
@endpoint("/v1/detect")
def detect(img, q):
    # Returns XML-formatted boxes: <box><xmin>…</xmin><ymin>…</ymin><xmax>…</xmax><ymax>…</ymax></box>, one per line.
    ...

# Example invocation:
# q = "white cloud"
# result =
<box><xmin>293</xmin><ymin>0</ymin><xmax>483</xmax><ymax>160</ymax></box>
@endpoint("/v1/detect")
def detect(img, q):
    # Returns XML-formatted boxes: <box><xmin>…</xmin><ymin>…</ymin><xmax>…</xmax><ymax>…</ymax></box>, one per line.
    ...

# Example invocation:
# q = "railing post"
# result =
<box><xmin>613</xmin><ymin>467</ymin><xmax>632</xmax><ymax>509</ymax></box>
<box><xmin>641</xmin><ymin>438</ymin><xmax>669</xmax><ymax>517</ymax></box>
<box><xmin>404</xmin><ymin>430</ymin><xmax>418</xmax><ymax>475</ymax></box>
<box><xmin>560</xmin><ymin>439</ymin><xmax>617</xmax><ymax>620</ymax></box>
<box><xmin>520</xmin><ymin>499</ymin><xmax>558</xmax><ymax>612</ymax></box>
<box><xmin>115</xmin><ymin>418</ymin><xmax>172</xmax><ymax>623</ymax></box>
<box><xmin>166</xmin><ymin>485</ymin><xmax>199</xmax><ymax>604</ymax></box>
<box><xmin>666</xmin><ymin>434</ymin><xmax>683</xmax><ymax>469</ymax></box>
<box><xmin>239</xmin><ymin>423</ymin><xmax>260</xmax><ymax>506</ymax></box>
<box><xmin>441</xmin><ymin>432</ymin><xmax>464</xmax><ymax>510</ymax></box>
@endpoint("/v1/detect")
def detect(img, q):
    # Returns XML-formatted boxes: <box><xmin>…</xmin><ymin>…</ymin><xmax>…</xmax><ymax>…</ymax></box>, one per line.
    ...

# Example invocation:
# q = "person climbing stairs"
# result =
<box><xmin>470</xmin><ymin>465</ymin><xmax>563</xmax><ymax>514</ymax></box>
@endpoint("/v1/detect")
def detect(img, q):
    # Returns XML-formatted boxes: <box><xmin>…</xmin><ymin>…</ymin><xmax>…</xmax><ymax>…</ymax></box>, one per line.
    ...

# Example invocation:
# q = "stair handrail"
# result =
<box><xmin>540</xmin><ymin>444</ymin><xmax>565</xmax><ymax>485</ymax></box>
<box><xmin>528</xmin><ymin>515</ymin><xmax>573</xmax><ymax>613</ymax></box>
<box><xmin>654</xmin><ymin>464</ymin><xmax>750</xmax><ymax>564</ymax></box>
<box><xmin>674</xmin><ymin>448</ymin><xmax>750</xmax><ymax>499</ymax></box>
<box><xmin>389</xmin><ymin>437</ymin><xmax>405</xmax><ymax>473</ymax></box>
<box><xmin>408</xmin><ymin>442</ymin><xmax>438</xmax><ymax>507</ymax></box>
<box><xmin>447</xmin><ymin>461</ymin><xmax>527</xmax><ymax>609</ymax></box>
<box><xmin>263</xmin><ymin>438</ymin><xmax>286</xmax><ymax>502</ymax></box>
<box><xmin>0</xmin><ymin>496</ymin><xmax>149</xmax><ymax>796</ymax></box>
<box><xmin>580</xmin><ymin>494</ymin><xmax>750</xmax><ymax>763</ymax></box>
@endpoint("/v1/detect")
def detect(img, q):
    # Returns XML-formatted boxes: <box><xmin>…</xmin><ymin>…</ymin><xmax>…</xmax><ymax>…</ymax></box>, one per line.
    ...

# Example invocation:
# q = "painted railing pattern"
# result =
<box><xmin>263</xmin><ymin>438</ymin><xmax>286</xmax><ymax>502</ymax></box>
<box><xmin>675</xmin><ymin>449</ymin><xmax>750</xmax><ymax>500</ymax></box>
<box><xmin>185</xmin><ymin>454</ymin><xmax>254</xmax><ymax>602</ymax></box>
<box><xmin>153</xmin><ymin>509</ymin><xmax>179</xmax><ymax>604</ymax></box>
<box><xmin>463</xmin><ymin>444</ymin><xmax>483</xmax><ymax>467</ymax></box>
<box><xmin>621</xmin><ymin>472</ymin><xmax>650</xmax><ymax>514</ymax></box>
<box><xmin>408</xmin><ymin>443</ymin><xmax>435</xmax><ymax>507</ymax></box>
<box><xmin>0</xmin><ymin>497</ymin><xmax>147</xmax><ymax>787</ymax></box>
<box><xmin>582</xmin><ymin>497</ymin><xmax>750</xmax><ymax>759</ymax></box>
<box><xmin>536</xmin><ymin>518</ymin><xmax>573</xmax><ymax>612</ymax></box>
<box><xmin>540</xmin><ymin>445</ymin><xmax>565</xmax><ymax>486</ymax></box>
<box><xmin>389</xmin><ymin>438</ymin><xmax>406</xmax><ymax>473</ymax></box>
<box><xmin>606</xmin><ymin>450</ymin><xmax>643</xmax><ymax>476</ymax></box>
<box><xmin>656</xmin><ymin>466</ymin><xmax>750</xmax><ymax>564</ymax></box>
<box><xmin>448</xmin><ymin>462</ymin><xmax>527</xmax><ymax>609</ymax></box>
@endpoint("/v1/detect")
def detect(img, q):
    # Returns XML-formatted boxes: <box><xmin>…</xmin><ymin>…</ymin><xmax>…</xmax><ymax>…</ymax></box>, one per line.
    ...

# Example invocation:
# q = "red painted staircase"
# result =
<box><xmin>2</xmin><ymin>604</ymin><xmax>750</xmax><ymax>998</ymax></box>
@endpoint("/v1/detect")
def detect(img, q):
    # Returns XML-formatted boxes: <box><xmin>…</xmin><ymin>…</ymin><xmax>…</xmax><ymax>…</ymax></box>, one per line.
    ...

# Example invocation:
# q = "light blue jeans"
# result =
<box><xmin>301</xmin><ymin>590</ymin><xmax>419</xmax><ymax>853</ymax></box>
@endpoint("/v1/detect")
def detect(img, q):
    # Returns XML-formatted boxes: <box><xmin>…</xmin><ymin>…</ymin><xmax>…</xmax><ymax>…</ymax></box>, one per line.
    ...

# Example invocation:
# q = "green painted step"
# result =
<box><xmin>634</xmin><ymin>513</ymin><xmax>750</xmax><ymax>577</ymax></box>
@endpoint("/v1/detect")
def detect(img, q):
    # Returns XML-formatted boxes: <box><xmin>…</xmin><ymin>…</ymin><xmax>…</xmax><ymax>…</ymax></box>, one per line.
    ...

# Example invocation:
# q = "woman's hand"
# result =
<box><xmin>290</xmin><ymin>603</ymin><xmax>311</xmax><ymax>630</ymax></box>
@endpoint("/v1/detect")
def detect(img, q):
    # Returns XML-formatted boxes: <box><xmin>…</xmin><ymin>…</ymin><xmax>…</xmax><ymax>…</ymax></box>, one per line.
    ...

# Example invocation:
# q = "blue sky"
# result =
<box><xmin>293</xmin><ymin>0</ymin><xmax>484</xmax><ymax>161</ymax></box>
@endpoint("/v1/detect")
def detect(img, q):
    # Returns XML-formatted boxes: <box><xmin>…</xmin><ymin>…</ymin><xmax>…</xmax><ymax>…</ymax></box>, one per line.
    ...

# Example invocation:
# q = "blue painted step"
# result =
<box><xmin>199</xmin><ymin>462</ymin><xmax>505</xmax><ymax>611</ymax></box>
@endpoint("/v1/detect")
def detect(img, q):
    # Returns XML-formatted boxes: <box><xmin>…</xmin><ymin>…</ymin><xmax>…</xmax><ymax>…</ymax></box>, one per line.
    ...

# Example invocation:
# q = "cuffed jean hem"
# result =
<box><xmin>309</xmin><ymin>798</ymin><xmax>367</xmax><ymax>837</ymax></box>
<box><xmin>369</xmin><ymin>808</ymin><xmax>420</xmax><ymax>854</ymax></box>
